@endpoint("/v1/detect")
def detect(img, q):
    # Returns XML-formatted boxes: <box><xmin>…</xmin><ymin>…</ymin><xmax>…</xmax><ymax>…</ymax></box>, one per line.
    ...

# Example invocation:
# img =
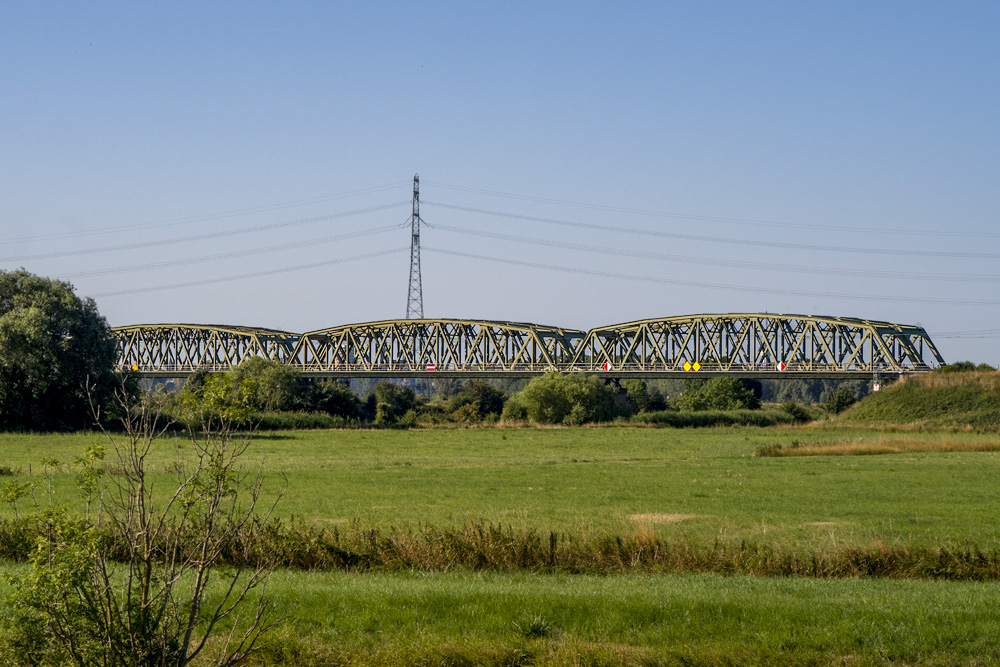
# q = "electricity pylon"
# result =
<box><xmin>405</xmin><ymin>174</ymin><xmax>424</xmax><ymax>319</ymax></box>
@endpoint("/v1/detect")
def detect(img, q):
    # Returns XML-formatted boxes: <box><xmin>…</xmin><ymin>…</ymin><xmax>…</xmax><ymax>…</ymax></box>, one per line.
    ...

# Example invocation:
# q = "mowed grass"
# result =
<box><xmin>2</xmin><ymin>426</ymin><xmax>1000</xmax><ymax>549</ymax></box>
<box><xmin>4</xmin><ymin>561</ymin><xmax>996</xmax><ymax>666</ymax></box>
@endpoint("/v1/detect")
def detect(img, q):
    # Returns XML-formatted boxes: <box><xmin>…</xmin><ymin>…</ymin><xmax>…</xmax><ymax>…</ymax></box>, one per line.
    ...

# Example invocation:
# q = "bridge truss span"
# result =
<box><xmin>293</xmin><ymin>319</ymin><xmax>586</xmax><ymax>376</ymax></box>
<box><xmin>112</xmin><ymin>314</ymin><xmax>945</xmax><ymax>378</ymax></box>
<box><xmin>114</xmin><ymin>324</ymin><xmax>300</xmax><ymax>375</ymax></box>
<box><xmin>574</xmin><ymin>314</ymin><xmax>945</xmax><ymax>377</ymax></box>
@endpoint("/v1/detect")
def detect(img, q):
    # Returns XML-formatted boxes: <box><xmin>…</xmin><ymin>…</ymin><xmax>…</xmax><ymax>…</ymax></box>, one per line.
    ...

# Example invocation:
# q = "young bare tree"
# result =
<box><xmin>6</xmin><ymin>375</ymin><xmax>283</xmax><ymax>667</ymax></box>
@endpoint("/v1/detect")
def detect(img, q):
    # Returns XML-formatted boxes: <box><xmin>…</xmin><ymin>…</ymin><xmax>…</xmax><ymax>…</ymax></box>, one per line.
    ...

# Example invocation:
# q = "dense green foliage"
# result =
<box><xmin>505</xmin><ymin>373</ymin><xmax>624</xmax><ymax>425</ymax></box>
<box><xmin>0</xmin><ymin>270</ymin><xmax>119</xmax><ymax>431</ymax></box>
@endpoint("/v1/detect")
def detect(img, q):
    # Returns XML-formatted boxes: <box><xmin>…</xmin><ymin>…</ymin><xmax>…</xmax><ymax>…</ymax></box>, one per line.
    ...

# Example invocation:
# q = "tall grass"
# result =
<box><xmin>6</xmin><ymin>516</ymin><xmax>1000</xmax><ymax>581</ymax></box>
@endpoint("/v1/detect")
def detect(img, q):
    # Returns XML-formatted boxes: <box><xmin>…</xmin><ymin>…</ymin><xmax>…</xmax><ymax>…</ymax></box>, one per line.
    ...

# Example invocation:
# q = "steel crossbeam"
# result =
<box><xmin>112</xmin><ymin>314</ymin><xmax>945</xmax><ymax>378</ymax></box>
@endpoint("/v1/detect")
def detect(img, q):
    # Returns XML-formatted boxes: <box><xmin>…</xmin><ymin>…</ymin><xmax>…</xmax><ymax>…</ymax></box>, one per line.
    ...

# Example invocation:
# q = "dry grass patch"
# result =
<box><xmin>755</xmin><ymin>436</ymin><xmax>1000</xmax><ymax>457</ymax></box>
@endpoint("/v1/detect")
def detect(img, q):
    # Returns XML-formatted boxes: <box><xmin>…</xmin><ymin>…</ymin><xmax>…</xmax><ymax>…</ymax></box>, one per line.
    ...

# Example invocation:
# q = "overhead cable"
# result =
<box><xmin>0</xmin><ymin>181</ymin><xmax>410</xmax><ymax>244</ymax></box>
<box><xmin>0</xmin><ymin>202</ymin><xmax>409</xmax><ymax>263</ymax></box>
<box><xmin>431</xmin><ymin>223</ymin><xmax>1000</xmax><ymax>283</ymax></box>
<box><xmin>424</xmin><ymin>180</ymin><xmax>999</xmax><ymax>238</ymax></box>
<box><xmin>424</xmin><ymin>247</ymin><xmax>1000</xmax><ymax>306</ymax></box>
<box><xmin>59</xmin><ymin>225</ymin><xmax>403</xmax><ymax>279</ymax></box>
<box><xmin>90</xmin><ymin>247</ymin><xmax>410</xmax><ymax>298</ymax></box>
<box><xmin>423</xmin><ymin>201</ymin><xmax>1000</xmax><ymax>260</ymax></box>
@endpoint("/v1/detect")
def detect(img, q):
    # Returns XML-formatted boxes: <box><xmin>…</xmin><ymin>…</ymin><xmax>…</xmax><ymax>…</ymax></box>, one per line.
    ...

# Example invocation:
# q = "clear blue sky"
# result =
<box><xmin>1</xmin><ymin>2</ymin><xmax>998</xmax><ymax>363</ymax></box>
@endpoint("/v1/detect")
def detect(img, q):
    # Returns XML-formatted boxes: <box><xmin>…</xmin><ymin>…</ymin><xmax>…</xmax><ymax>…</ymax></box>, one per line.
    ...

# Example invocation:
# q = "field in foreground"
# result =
<box><xmin>3</xmin><ymin>425</ymin><xmax>1000</xmax><ymax>664</ymax></box>
<box><xmin>2</xmin><ymin>426</ymin><xmax>1000</xmax><ymax>549</ymax></box>
<box><xmin>4</xmin><ymin>564</ymin><xmax>999</xmax><ymax>666</ymax></box>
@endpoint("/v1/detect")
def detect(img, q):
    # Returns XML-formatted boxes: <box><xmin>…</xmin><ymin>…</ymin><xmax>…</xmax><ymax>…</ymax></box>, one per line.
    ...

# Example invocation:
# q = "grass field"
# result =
<box><xmin>3</xmin><ymin>426</ymin><xmax>1000</xmax><ymax>548</ymax></box>
<box><xmin>4</xmin><ymin>425</ymin><xmax>1000</xmax><ymax>664</ymax></box>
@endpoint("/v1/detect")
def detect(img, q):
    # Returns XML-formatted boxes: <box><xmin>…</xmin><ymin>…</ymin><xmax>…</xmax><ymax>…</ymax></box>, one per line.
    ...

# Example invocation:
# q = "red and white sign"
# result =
<box><xmin>425</xmin><ymin>363</ymin><xmax>436</xmax><ymax>371</ymax></box>
<box><xmin>777</xmin><ymin>362</ymin><xmax>787</xmax><ymax>371</ymax></box>
<box><xmin>603</xmin><ymin>361</ymin><xmax>612</xmax><ymax>371</ymax></box>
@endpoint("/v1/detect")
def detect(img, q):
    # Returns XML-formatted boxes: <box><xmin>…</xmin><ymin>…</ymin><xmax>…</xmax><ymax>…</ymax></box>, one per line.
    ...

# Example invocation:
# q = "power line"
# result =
<box><xmin>424</xmin><ymin>247</ymin><xmax>1000</xmax><ymax>306</ymax></box>
<box><xmin>58</xmin><ymin>225</ymin><xmax>404</xmax><ymax>279</ymax></box>
<box><xmin>0</xmin><ymin>202</ymin><xmax>409</xmax><ymax>263</ymax></box>
<box><xmin>930</xmin><ymin>329</ymin><xmax>1000</xmax><ymax>339</ymax></box>
<box><xmin>423</xmin><ymin>201</ymin><xmax>1000</xmax><ymax>260</ymax></box>
<box><xmin>90</xmin><ymin>247</ymin><xmax>410</xmax><ymax>298</ymax></box>
<box><xmin>430</xmin><ymin>223</ymin><xmax>1000</xmax><ymax>283</ymax></box>
<box><xmin>0</xmin><ymin>181</ymin><xmax>410</xmax><ymax>244</ymax></box>
<box><xmin>424</xmin><ymin>180</ymin><xmax>1000</xmax><ymax>239</ymax></box>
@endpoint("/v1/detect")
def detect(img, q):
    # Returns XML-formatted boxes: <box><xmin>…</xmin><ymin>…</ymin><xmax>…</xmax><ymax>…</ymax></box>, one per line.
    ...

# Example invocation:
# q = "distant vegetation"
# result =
<box><xmin>157</xmin><ymin>362</ymin><xmax>806</xmax><ymax>429</ymax></box>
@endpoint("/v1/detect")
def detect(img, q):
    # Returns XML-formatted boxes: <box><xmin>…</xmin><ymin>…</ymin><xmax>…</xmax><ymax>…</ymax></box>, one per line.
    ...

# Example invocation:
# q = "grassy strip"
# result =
<box><xmin>754</xmin><ymin>436</ymin><xmax>1000</xmax><ymax>457</ymax></box>
<box><xmin>4</xmin><ymin>565</ymin><xmax>1000</xmax><ymax>666</ymax></box>
<box><xmin>6</xmin><ymin>517</ymin><xmax>1000</xmax><ymax>580</ymax></box>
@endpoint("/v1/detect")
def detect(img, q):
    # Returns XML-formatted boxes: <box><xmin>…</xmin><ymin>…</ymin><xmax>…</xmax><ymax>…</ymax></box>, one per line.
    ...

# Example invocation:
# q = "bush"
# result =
<box><xmin>500</xmin><ymin>395</ymin><xmax>528</xmax><ymax>422</ymax></box>
<box><xmin>781</xmin><ymin>401</ymin><xmax>812</xmax><ymax>423</ymax></box>
<box><xmin>824</xmin><ymin>386</ymin><xmax>857</xmax><ymax>414</ymax></box>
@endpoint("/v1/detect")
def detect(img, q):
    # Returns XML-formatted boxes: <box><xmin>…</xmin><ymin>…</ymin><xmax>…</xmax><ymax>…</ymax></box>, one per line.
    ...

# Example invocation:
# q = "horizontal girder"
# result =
<box><xmin>113</xmin><ymin>314</ymin><xmax>945</xmax><ymax>378</ymax></box>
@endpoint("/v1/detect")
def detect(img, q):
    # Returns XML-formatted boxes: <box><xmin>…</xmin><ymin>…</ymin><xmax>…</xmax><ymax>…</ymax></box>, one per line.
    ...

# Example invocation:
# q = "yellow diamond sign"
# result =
<box><xmin>683</xmin><ymin>361</ymin><xmax>692</xmax><ymax>371</ymax></box>
<box><xmin>693</xmin><ymin>362</ymin><xmax>702</xmax><ymax>372</ymax></box>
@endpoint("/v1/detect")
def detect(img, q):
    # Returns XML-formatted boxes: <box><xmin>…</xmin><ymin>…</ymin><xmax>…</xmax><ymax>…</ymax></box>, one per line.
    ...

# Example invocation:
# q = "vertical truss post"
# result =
<box><xmin>406</xmin><ymin>174</ymin><xmax>424</xmax><ymax>319</ymax></box>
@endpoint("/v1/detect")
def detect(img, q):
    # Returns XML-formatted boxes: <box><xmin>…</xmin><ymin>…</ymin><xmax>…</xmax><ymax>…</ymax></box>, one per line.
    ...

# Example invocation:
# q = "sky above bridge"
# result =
<box><xmin>1</xmin><ymin>2</ymin><xmax>998</xmax><ymax>364</ymax></box>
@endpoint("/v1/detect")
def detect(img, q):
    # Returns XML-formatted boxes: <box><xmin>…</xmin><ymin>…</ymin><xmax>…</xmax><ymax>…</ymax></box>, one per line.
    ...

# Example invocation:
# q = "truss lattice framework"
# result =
<box><xmin>293</xmin><ymin>319</ymin><xmax>586</xmax><ymax>373</ymax></box>
<box><xmin>111</xmin><ymin>314</ymin><xmax>945</xmax><ymax>376</ymax></box>
<box><xmin>114</xmin><ymin>324</ymin><xmax>299</xmax><ymax>373</ymax></box>
<box><xmin>574</xmin><ymin>314</ymin><xmax>945</xmax><ymax>373</ymax></box>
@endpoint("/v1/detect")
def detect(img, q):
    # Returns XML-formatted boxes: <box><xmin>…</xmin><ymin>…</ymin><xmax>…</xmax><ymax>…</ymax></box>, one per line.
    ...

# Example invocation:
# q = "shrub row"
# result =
<box><xmin>631</xmin><ymin>409</ymin><xmax>797</xmax><ymax>428</ymax></box>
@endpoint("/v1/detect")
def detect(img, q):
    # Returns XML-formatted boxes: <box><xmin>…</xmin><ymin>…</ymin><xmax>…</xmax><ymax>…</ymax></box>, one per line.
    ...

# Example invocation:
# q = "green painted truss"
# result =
<box><xmin>113</xmin><ymin>314</ymin><xmax>945</xmax><ymax>378</ymax></box>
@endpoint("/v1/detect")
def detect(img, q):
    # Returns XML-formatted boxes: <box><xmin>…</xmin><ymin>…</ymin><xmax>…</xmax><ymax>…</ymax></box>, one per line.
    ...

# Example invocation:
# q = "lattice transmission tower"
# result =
<box><xmin>405</xmin><ymin>174</ymin><xmax>424</xmax><ymax>319</ymax></box>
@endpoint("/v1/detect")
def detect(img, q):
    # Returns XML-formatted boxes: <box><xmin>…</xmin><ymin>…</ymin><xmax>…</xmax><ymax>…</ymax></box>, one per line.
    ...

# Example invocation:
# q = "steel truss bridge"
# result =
<box><xmin>113</xmin><ymin>313</ymin><xmax>944</xmax><ymax>379</ymax></box>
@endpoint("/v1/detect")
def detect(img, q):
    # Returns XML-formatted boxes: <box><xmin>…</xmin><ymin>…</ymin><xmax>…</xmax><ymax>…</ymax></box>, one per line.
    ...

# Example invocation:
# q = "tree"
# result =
<box><xmin>0</xmin><ymin>269</ymin><xmax>119</xmax><ymax>430</ymax></box>
<box><xmin>298</xmin><ymin>380</ymin><xmax>359</xmax><ymax>419</ymax></box>
<box><xmin>5</xmin><ymin>382</ymin><xmax>281</xmax><ymax>666</ymax></box>
<box><xmin>228</xmin><ymin>357</ymin><xmax>302</xmax><ymax>412</ymax></box>
<box><xmin>674</xmin><ymin>377</ymin><xmax>760</xmax><ymax>411</ymax></box>
<box><xmin>447</xmin><ymin>380</ymin><xmax>506</xmax><ymax>420</ymax></box>
<box><xmin>371</xmin><ymin>381</ymin><xmax>416</xmax><ymax>426</ymax></box>
<box><xmin>517</xmin><ymin>373</ymin><xmax>621</xmax><ymax>425</ymax></box>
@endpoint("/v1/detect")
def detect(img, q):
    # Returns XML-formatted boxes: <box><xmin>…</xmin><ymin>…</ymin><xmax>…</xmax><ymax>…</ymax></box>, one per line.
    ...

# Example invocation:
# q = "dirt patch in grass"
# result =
<box><xmin>628</xmin><ymin>513</ymin><xmax>700</xmax><ymax>524</ymax></box>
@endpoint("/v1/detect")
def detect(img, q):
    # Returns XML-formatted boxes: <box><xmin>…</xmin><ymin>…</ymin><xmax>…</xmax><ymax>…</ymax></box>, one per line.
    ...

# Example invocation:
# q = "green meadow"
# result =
<box><xmin>3</xmin><ymin>426</ymin><xmax>1000</xmax><ymax>547</ymax></box>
